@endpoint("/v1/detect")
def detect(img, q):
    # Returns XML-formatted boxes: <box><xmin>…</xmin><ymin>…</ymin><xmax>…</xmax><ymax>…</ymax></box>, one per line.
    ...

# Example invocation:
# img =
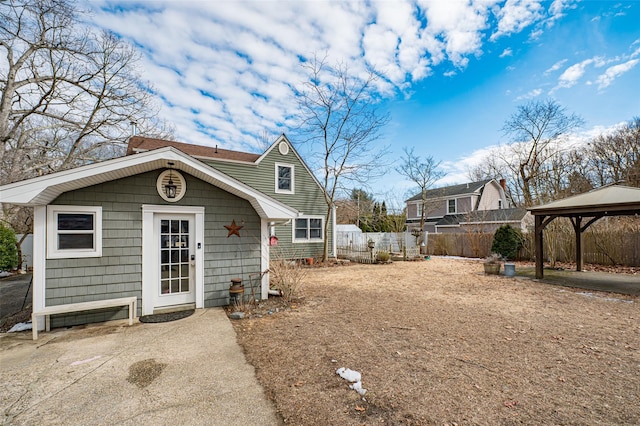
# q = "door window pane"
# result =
<box><xmin>159</xmin><ymin>217</ymin><xmax>192</xmax><ymax>295</ymax></box>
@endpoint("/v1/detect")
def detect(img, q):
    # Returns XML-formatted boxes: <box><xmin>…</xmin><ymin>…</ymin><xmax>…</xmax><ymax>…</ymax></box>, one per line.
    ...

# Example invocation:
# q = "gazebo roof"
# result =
<box><xmin>528</xmin><ymin>185</ymin><xmax>640</xmax><ymax>216</ymax></box>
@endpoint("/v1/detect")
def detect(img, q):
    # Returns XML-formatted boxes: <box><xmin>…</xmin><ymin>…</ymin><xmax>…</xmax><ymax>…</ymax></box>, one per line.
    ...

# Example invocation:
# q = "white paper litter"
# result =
<box><xmin>336</xmin><ymin>367</ymin><xmax>367</xmax><ymax>395</ymax></box>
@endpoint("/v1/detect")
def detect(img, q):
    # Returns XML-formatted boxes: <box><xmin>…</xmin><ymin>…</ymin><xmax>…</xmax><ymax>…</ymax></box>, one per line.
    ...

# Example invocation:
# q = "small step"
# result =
<box><xmin>153</xmin><ymin>303</ymin><xmax>195</xmax><ymax>315</ymax></box>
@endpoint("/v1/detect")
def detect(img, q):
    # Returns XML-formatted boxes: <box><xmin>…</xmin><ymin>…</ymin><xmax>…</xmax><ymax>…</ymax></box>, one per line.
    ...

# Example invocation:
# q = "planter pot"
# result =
<box><xmin>504</xmin><ymin>263</ymin><xmax>516</xmax><ymax>277</ymax></box>
<box><xmin>229</xmin><ymin>278</ymin><xmax>244</xmax><ymax>304</ymax></box>
<box><xmin>483</xmin><ymin>262</ymin><xmax>501</xmax><ymax>275</ymax></box>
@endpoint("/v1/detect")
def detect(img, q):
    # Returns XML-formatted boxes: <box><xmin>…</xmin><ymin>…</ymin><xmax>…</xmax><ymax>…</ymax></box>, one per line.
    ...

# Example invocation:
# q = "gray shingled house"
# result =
<box><xmin>0</xmin><ymin>135</ymin><xmax>332</xmax><ymax>332</ymax></box>
<box><xmin>405</xmin><ymin>179</ymin><xmax>530</xmax><ymax>234</ymax></box>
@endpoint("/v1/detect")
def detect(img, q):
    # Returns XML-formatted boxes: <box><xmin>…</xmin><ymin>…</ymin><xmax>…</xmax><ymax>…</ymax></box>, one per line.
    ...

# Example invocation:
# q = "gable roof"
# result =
<box><xmin>127</xmin><ymin>136</ymin><xmax>261</xmax><ymax>163</ymax></box>
<box><xmin>0</xmin><ymin>147</ymin><xmax>298</xmax><ymax>220</ymax></box>
<box><xmin>528</xmin><ymin>185</ymin><xmax>640</xmax><ymax>216</ymax></box>
<box><xmin>406</xmin><ymin>179</ymin><xmax>493</xmax><ymax>202</ymax></box>
<box><xmin>436</xmin><ymin>208</ymin><xmax>528</xmax><ymax>226</ymax></box>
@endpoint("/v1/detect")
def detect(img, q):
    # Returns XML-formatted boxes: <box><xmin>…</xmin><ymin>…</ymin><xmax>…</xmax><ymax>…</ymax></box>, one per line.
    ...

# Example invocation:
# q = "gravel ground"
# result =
<box><xmin>230</xmin><ymin>257</ymin><xmax>640</xmax><ymax>425</ymax></box>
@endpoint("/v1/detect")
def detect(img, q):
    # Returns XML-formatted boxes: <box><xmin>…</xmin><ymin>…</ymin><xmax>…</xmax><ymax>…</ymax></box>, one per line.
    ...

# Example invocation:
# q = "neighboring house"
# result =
<box><xmin>405</xmin><ymin>179</ymin><xmax>530</xmax><ymax>234</ymax></box>
<box><xmin>0</xmin><ymin>134</ymin><xmax>332</xmax><ymax>331</ymax></box>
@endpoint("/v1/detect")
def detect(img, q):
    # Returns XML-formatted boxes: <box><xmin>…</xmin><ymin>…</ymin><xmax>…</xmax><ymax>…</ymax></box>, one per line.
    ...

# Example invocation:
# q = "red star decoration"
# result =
<box><xmin>224</xmin><ymin>219</ymin><xmax>243</xmax><ymax>238</ymax></box>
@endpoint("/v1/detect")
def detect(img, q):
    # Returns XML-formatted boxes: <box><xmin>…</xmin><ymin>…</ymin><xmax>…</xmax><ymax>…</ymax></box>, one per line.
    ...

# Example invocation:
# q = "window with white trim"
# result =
<box><xmin>498</xmin><ymin>199</ymin><xmax>503</xmax><ymax>209</ymax></box>
<box><xmin>416</xmin><ymin>203</ymin><xmax>423</xmax><ymax>218</ymax></box>
<box><xmin>294</xmin><ymin>217</ymin><xmax>323</xmax><ymax>242</ymax></box>
<box><xmin>47</xmin><ymin>206</ymin><xmax>102</xmax><ymax>258</ymax></box>
<box><xmin>275</xmin><ymin>163</ymin><xmax>294</xmax><ymax>194</ymax></box>
<box><xmin>447</xmin><ymin>199</ymin><xmax>457</xmax><ymax>214</ymax></box>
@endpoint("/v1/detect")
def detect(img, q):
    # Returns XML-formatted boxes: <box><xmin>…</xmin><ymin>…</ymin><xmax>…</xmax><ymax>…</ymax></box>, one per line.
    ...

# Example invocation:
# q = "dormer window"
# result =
<box><xmin>275</xmin><ymin>163</ymin><xmax>294</xmax><ymax>194</ymax></box>
<box><xmin>447</xmin><ymin>199</ymin><xmax>457</xmax><ymax>214</ymax></box>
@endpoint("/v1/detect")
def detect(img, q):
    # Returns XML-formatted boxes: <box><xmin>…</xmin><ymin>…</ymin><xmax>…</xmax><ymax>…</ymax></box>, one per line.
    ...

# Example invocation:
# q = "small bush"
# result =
<box><xmin>376</xmin><ymin>251</ymin><xmax>391</xmax><ymax>263</ymax></box>
<box><xmin>491</xmin><ymin>225</ymin><xmax>523</xmax><ymax>260</ymax></box>
<box><xmin>0</xmin><ymin>224</ymin><xmax>19</xmax><ymax>271</ymax></box>
<box><xmin>270</xmin><ymin>258</ymin><xmax>307</xmax><ymax>303</ymax></box>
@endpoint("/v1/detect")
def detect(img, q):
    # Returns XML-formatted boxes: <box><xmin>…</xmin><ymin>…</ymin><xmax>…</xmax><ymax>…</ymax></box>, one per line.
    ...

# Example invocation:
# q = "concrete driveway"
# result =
<box><xmin>0</xmin><ymin>273</ymin><xmax>32</xmax><ymax>321</ymax></box>
<box><xmin>0</xmin><ymin>308</ymin><xmax>282</xmax><ymax>426</ymax></box>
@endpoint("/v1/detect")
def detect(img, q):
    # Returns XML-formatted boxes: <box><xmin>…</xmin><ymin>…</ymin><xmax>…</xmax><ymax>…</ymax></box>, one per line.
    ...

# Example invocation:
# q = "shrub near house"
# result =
<box><xmin>0</xmin><ymin>224</ymin><xmax>19</xmax><ymax>272</ymax></box>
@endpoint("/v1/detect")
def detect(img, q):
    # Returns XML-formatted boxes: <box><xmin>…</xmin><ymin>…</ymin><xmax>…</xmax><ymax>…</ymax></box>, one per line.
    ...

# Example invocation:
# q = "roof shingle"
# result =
<box><xmin>126</xmin><ymin>136</ymin><xmax>261</xmax><ymax>163</ymax></box>
<box><xmin>406</xmin><ymin>179</ymin><xmax>493</xmax><ymax>202</ymax></box>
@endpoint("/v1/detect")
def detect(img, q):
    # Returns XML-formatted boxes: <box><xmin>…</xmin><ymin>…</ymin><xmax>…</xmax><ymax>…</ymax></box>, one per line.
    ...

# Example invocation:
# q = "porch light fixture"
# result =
<box><xmin>165</xmin><ymin>162</ymin><xmax>177</xmax><ymax>199</ymax></box>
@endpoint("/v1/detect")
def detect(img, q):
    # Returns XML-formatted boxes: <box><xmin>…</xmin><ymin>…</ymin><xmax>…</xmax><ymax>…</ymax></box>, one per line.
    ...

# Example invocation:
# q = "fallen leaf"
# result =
<box><xmin>503</xmin><ymin>400</ymin><xmax>519</xmax><ymax>409</ymax></box>
<box><xmin>355</xmin><ymin>405</ymin><xmax>366</xmax><ymax>412</ymax></box>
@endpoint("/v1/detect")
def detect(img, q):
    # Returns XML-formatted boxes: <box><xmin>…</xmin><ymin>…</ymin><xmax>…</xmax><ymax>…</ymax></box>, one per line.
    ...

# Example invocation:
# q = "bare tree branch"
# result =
<box><xmin>294</xmin><ymin>53</ymin><xmax>390</xmax><ymax>261</ymax></box>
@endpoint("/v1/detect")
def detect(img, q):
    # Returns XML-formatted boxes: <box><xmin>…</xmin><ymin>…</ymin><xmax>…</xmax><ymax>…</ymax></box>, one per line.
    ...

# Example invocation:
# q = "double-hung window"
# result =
<box><xmin>447</xmin><ymin>199</ymin><xmax>457</xmax><ymax>214</ymax></box>
<box><xmin>47</xmin><ymin>206</ymin><xmax>102</xmax><ymax>258</ymax></box>
<box><xmin>275</xmin><ymin>163</ymin><xmax>294</xmax><ymax>194</ymax></box>
<box><xmin>294</xmin><ymin>217</ymin><xmax>323</xmax><ymax>242</ymax></box>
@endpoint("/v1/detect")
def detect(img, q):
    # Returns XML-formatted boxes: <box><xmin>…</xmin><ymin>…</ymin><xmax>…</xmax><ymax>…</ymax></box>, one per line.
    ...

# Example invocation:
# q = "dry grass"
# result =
<box><xmin>231</xmin><ymin>257</ymin><xmax>640</xmax><ymax>425</ymax></box>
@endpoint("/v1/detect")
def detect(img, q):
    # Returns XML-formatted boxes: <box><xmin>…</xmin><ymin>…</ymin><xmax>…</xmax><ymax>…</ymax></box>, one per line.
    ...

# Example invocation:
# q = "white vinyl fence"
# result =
<box><xmin>337</xmin><ymin>231</ymin><xmax>423</xmax><ymax>263</ymax></box>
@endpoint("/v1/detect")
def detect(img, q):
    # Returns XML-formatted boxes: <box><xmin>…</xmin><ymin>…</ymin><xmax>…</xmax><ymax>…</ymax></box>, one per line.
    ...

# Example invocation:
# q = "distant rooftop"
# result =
<box><xmin>406</xmin><ymin>179</ymin><xmax>493</xmax><ymax>202</ymax></box>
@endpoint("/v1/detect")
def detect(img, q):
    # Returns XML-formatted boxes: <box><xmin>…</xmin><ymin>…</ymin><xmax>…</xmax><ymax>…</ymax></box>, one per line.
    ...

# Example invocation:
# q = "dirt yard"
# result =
<box><xmin>231</xmin><ymin>257</ymin><xmax>639</xmax><ymax>425</ymax></box>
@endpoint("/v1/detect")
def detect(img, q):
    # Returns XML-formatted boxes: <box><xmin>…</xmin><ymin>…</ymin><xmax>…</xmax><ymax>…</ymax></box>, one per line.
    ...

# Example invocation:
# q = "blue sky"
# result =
<box><xmin>87</xmin><ymin>1</ymin><xmax>640</xmax><ymax>208</ymax></box>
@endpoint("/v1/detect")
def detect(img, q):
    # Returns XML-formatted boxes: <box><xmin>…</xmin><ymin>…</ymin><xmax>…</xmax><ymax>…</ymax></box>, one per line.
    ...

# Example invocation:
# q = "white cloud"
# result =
<box><xmin>544</xmin><ymin>59</ymin><xmax>567</xmax><ymax>74</ymax></box>
<box><xmin>85</xmin><ymin>1</ymin><xmax>578</xmax><ymax>151</ymax></box>
<box><xmin>596</xmin><ymin>59</ymin><xmax>640</xmax><ymax>89</ymax></box>
<box><xmin>555</xmin><ymin>58</ymin><xmax>595</xmax><ymax>90</ymax></box>
<box><xmin>500</xmin><ymin>48</ymin><xmax>513</xmax><ymax>58</ymax></box>
<box><xmin>491</xmin><ymin>0</ymin><xmax>544</xmax><ymax>41</ymax></box>
<box><xmin>516</xmin><ymin>88</ymin><xmax>542</xmax><ymax>100</ymax></box>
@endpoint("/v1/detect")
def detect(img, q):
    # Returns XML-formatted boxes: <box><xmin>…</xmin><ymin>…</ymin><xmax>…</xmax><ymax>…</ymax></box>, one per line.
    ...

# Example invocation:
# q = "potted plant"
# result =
<box><xmin>483</xmin><ymin>253</ymin><xmax>502</xmax><ymax>275</ymax></box>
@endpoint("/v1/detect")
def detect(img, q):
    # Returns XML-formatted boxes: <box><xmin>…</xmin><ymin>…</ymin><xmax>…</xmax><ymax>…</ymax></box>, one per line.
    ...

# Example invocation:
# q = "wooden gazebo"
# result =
<box><xmin>528</xmin><ymin>185</ymin><xmax>640</xmax><ymax>279</ymax></box>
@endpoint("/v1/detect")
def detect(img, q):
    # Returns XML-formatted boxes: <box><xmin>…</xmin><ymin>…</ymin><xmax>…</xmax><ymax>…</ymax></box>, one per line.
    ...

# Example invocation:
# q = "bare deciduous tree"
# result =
<box><xmin>0</xmin><ymin>0</ymin><xmax>171</xmax><ymax>188</ymax></box>
<box><xmin>501</xmin><ymin>99</ymin><xmax>583</xmax><ymax>206</ymax></box>
<box><xmin>396</xmin><ymin>147</ymin><xmax>445</xmax><ymax>239</ymax></box>
<box><xmin>587</xmin><ymin>117</ymin><xmax>640</xmax><ymax>188</ymax></box>
<box><xmin>295</xmin><ymin>54</ymin><xmax>390</xmax><ymax>261</ymax></box>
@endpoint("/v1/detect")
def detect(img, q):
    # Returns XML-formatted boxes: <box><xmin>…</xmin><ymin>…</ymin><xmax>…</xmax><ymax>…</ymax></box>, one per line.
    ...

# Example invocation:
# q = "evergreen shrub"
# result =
<box><xmin>491</xmin><ymin>224</ymin><xmax>523</xmax><ymax>260</ymax></box>
<box><xmin>0</xmin><ymin>224</ymin><xmax>19</xmax><ymax>271</ymax></box>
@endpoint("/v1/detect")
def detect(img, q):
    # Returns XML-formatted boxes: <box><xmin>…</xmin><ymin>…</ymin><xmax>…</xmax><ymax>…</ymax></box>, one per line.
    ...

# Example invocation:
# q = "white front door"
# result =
<box><xmin>155</xmin><ymin>214</ymin><xmax>196</xmax><ymax>308</ymax></box>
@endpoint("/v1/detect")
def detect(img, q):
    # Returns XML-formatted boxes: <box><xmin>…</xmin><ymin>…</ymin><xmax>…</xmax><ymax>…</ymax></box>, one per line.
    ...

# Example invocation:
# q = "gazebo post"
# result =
<box><xmin>534</xmin><ymin>215</ymin><xmax>545</xmax><ymax>279</ymax></box>
<box><xmin>573</xmin><ymin>216</ymin><xmax>583</xmax><ymax>272</ymax></box>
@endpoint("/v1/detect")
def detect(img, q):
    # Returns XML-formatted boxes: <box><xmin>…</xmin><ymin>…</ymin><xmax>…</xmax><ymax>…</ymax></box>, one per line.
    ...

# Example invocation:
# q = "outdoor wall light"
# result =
<box><xmin>165</xmin><ymin>162</ymin><xmax>177</xmax><ymax>199</ymax></box>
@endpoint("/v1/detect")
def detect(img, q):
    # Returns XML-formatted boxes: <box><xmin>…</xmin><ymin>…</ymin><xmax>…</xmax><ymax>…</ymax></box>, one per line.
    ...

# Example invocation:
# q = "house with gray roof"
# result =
<box><xmin>0</xmin><ymin>134</ymin><xmax>333</xmax><ymax>333</ymax></box>
<box><xmin>405</xmin><ymin>179</ymin><xmax>530</xmax><ymax>234</ymax></box>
